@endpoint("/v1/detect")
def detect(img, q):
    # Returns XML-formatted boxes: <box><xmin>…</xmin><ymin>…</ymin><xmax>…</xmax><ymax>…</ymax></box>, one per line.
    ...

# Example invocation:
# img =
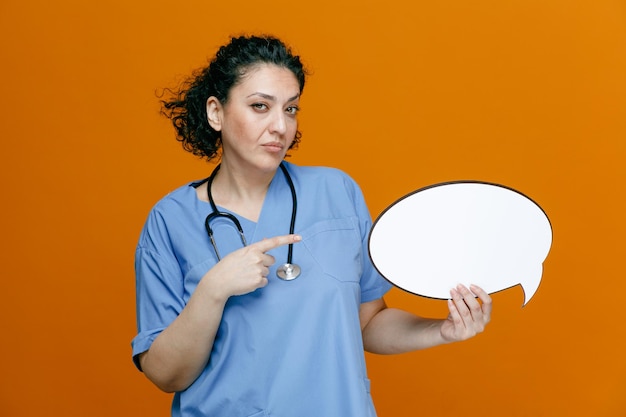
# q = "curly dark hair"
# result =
<box><xmin>160</xmin><ymin>35</ymin><xmax>307</xmax><ymax>161</ymax></box>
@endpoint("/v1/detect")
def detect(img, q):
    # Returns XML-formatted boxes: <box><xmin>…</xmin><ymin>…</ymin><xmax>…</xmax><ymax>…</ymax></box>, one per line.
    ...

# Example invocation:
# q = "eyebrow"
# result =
<box><xmin>247</xmin><ymin>92</ymin><xmax>300</xmax><ymax>102</ymax></box>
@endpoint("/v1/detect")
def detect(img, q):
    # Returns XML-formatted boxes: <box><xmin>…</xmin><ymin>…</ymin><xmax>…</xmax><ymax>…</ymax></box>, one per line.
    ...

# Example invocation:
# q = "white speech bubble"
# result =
<box><xmin>368</xmin><ymin>181</ymin><xmax>552</xmax><ymax>306</ymax></box>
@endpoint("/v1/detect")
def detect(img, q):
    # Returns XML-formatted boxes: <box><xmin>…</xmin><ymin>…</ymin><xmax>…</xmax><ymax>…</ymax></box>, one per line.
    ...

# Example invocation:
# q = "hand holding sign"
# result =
<box><xmin>368</xmin><ymin>181</ymin><xmax>552</xmax><ymax>306</ymax></box>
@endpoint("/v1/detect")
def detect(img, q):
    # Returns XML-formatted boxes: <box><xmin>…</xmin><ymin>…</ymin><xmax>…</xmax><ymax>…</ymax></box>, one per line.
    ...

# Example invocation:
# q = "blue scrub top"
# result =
<box><xmin>132</xmin><ymin>162</ymin><xmax>392</xmax><ymax>417</ymax></box>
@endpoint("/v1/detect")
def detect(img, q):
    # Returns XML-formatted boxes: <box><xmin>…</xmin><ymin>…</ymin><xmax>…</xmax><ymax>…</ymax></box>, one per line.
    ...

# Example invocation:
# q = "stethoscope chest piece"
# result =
<box><xmin>276</xmin><ymin>263</ymin><xmax>301</xmax><ymax>280</ymax></box>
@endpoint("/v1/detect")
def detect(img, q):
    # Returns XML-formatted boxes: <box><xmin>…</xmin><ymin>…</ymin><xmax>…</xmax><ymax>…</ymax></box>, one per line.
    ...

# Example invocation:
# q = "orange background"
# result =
<box><xmin>1</xmin><ymin>0</ymin><xmax>625</xmax><ymax>416</ymax></box>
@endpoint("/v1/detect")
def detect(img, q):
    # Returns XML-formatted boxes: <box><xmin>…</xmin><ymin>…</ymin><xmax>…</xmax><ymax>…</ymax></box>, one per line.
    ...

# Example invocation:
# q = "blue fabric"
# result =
<box><xmin>132</xmin><ymin>162</ymin><xmax>392</xmax><ymax>417</ymax></box>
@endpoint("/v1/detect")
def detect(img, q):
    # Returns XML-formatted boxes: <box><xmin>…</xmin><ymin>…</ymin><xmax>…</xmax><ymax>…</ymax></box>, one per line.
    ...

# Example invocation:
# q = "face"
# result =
<box><xmin>206</xmin><ymin>64</ymin><xmax>301</xmax><ymax>173</ymax></box>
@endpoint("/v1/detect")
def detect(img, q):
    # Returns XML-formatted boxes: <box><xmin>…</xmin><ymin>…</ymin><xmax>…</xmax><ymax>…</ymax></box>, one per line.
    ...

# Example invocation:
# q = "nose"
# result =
<box><xmin>269</xmin><ymin>110</ymin><xmax>287</xmax><ymax>135</ymax></box>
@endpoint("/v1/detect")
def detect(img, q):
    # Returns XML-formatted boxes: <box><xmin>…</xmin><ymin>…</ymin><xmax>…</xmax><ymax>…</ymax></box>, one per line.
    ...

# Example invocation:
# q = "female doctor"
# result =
<box><xmin>132</xmin><ymin>35</ymin><xmax>492</xmax><ymax>417</ymax></box>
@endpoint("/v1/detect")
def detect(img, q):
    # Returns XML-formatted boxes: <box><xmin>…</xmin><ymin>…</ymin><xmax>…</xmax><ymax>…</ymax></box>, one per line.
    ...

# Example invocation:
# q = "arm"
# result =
<box><xmin>138</xmin><ymin>234</ymin><xmax>301</xmax><ymax>392</ymax></box>
<box><xmin>360</xmin><ymin>284</ymin><xmax>492</xmax><ymax>354</ymax></box>
<box><xmin>137</xmin><ymin>276</ymin><xmax>227</xmax><ymax>393</ymax></box>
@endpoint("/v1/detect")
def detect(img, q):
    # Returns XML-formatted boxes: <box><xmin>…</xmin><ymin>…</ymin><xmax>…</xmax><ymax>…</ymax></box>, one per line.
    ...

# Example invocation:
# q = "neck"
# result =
<box><xmin>208</xmin><ymin>161</ymin><xmax>280</xmax><ymax>222</ymax></box>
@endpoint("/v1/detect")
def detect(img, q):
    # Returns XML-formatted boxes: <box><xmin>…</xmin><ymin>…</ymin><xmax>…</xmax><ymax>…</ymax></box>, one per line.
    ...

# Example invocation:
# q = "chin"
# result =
<box><xmin>255</xmin><ymin>158</ymin><xmax>285</xmax><ymax>173</ymax></box>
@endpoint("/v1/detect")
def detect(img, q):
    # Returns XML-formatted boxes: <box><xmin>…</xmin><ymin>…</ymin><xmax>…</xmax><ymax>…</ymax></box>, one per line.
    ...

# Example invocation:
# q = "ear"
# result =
<box><xmin>206</xmin><ymin>96</ymin><xmax>223</xmax><ymax>131</ymax></box>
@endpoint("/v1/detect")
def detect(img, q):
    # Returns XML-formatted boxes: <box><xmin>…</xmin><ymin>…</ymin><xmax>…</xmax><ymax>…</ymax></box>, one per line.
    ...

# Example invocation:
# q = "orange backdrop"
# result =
<box><xmin>1</xmin><ymin>0</ymin><xmax>625</xmax><ymax>416</ymax></box>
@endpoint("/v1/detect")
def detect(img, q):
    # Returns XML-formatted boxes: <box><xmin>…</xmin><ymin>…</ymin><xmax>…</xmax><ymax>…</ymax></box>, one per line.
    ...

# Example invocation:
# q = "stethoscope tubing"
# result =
<box><xmin>280</xmin><ymin>163</ymin><xmax>297</xmax><ymax>265</ymax></box>
<box><xmin>205</xmin><ymin>211</ymin><xmax>247</xmax><ymax>260</ymax></box>
<box><xmin>204</xmin><ymin>162</ymin><xmax>299</xmax><ymax>278</ymax></box>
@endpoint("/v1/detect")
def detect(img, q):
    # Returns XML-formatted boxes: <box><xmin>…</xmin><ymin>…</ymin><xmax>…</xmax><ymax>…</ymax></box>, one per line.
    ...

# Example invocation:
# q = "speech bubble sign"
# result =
<box><xmin>368</xmin><ymin>181</ymin><xmax>552</xmax><ymax>306</ymax></box>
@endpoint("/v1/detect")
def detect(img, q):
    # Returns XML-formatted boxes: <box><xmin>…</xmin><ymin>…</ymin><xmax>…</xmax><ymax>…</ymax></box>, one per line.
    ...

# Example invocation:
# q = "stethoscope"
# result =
<box><xmin>204</xmin><ymin>162</ymin><xmax>301</xmax><ymax>280</ymax></box>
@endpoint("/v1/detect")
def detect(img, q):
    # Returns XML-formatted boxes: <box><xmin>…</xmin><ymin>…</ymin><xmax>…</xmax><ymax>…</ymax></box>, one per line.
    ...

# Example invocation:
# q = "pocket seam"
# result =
<box><xmin>300</xmin><ymin>217</ymin><xmax>362</xmax><ymax>282</ymax></box>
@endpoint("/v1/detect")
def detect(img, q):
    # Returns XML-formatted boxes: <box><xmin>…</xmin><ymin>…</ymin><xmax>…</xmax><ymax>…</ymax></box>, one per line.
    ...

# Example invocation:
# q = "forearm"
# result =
<box><xmin>138</xmin><ymin>236</ymin><xmax>297</xmax><ymax>392</ymax></box>
<box><xmin>139</xmin><ymin>287</ymin><xmax>227</xmax><ymax>393</ymax></box>
<box><xmin>362</xmin><ymin>308</ymin><xmax>448</xmax><ymax>354</ymax></box>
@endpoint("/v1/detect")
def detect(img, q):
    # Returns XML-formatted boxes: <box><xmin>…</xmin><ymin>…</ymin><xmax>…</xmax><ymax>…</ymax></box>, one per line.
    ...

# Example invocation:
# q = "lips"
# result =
<box><xmin>262</xmin><ymin>142</ymin><xmax>284</xmax><ymax>152</ymax></box>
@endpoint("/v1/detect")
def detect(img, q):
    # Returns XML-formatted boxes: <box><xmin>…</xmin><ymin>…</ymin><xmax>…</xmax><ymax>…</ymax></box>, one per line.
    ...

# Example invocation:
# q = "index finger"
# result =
<box><xmin>252</xmin><ymin>234</ymin><xmax>302</xmax><ymax>253</ymax></box>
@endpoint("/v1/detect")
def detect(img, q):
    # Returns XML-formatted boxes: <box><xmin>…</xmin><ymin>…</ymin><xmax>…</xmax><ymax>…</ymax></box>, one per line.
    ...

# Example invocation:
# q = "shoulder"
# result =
<box><xmin>137</xmin><ymin>181</ymin><xmax>201</xmax><ymax>245</ymax></box>
<box><xmin>283</xmin><ymin>162</ymin><xmax>359</xmax><ymax>190</ymax></box>
<box><xmin>148</xmin><ymin>182</ymin><xmax>200</xmax><ymax>216</ymax></box>
<box><xmin>282</xmin><ymin>162</ymin><xmax>367</xmax><ymax>213</ymax></box>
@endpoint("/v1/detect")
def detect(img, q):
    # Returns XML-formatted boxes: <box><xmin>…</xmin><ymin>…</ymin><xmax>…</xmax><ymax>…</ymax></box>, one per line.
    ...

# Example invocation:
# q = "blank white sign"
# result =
<box><xmin>368</xmin><ymin>181</ymin><xmax>552</xmax><ymax>306</ymax></box>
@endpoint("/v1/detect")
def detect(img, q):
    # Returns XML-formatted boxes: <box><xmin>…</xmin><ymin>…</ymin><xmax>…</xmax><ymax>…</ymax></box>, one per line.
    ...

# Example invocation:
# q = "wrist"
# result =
<box><xmin>196</xmin><ymin>272</ymin><xmax>230</xmax><ymax>306</ymax></box>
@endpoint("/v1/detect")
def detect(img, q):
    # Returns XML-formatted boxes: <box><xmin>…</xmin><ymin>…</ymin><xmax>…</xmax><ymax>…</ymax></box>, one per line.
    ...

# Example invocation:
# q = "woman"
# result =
<box><xmin>132</xmin><ymin>35</ymin><xmax>492</xmax><ymax>417</ymax></box>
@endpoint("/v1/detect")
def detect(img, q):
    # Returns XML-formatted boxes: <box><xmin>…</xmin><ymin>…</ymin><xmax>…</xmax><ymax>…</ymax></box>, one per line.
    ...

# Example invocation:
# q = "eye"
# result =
<box><xmin>251</xmin><ymin>103</ymin><xmax>268</xmax><ymax>111</ymax></box>
<box><xmin>286</xmin><ymin>105</ymin><xmax>300</xmax><ymax>116</ymax></box>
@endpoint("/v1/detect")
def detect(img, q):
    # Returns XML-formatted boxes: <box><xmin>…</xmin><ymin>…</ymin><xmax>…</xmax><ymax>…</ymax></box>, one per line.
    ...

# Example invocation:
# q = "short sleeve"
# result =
<box><xmin>131</xmin><ymin>209</ymin><xmax>186</xmax><ymax>370</ymax></box>
<box><xmin>343</xmin><ymin>174</ymin><xmax>393</xmax><ymax>303</ymax></box>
